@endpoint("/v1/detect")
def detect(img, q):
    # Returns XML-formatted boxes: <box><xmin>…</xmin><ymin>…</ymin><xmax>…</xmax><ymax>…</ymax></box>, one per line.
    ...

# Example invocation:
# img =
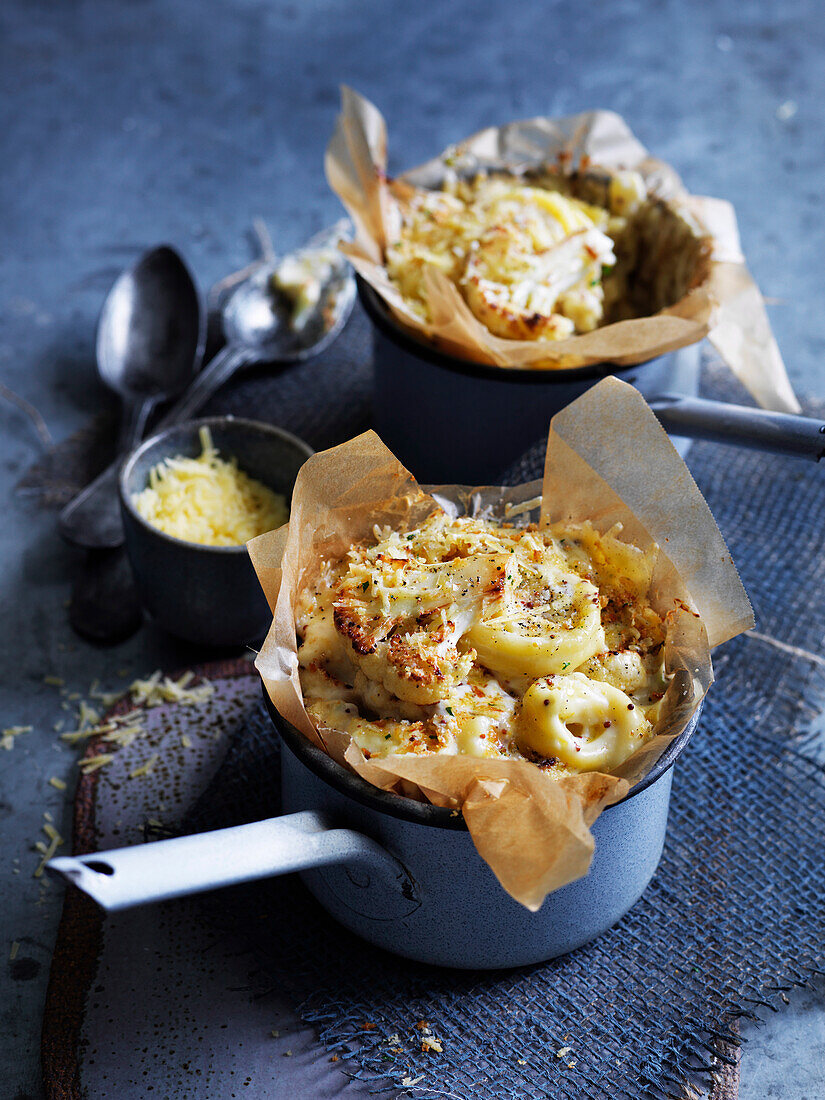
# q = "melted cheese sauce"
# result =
<box><xmin>297</xmin><ymin>511</ymin><xmax>671</xmax><ymax>776</ymax></box>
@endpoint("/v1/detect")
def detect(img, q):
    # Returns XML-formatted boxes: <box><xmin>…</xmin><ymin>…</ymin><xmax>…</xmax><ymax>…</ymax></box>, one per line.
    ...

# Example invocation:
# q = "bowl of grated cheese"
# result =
<box><xmin>119</xmin><ymin>416</ymin><xmax>313</xmax><ymax>646</ymax></box>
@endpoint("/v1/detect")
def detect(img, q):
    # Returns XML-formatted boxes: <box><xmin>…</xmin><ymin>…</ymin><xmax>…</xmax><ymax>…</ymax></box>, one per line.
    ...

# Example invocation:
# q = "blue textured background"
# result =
<box><xmin>1</xmin><ymin>1</ymin><xmax>823</xmax><ymax>1097</ymax></box>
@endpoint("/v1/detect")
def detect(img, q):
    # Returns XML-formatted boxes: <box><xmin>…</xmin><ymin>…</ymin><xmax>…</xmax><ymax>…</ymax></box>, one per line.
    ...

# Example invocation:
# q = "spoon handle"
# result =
<box><xmin>60</xmin><ymin>395</ymin><xmax>155</xmax><ymax>549</ymax></box>
<box><xmin>118</xmin><ymin>395</ymin><xmax>156</xmax><ymax>454</ymax></box>
<box><xmin>648</xmin><ymin>394</ymin><xmax>825</xmax><ymax>461</ymax></box>
<box><xmin>155</xmin><ymin>344</ymin><xmax>253</xmax><ymax>429</ymax></box>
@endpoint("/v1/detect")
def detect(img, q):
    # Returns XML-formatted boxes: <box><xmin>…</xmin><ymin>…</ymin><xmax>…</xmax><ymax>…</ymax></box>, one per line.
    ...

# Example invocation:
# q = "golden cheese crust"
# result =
<box><xmin>385</xmin><ymin>169</ymin><xmax>711</xmax><ymax>344</ymax></box>
<box><xmin>296</xmin><ymin>510</ymin><xmax>672</xmax><ymax>776</ymax></box>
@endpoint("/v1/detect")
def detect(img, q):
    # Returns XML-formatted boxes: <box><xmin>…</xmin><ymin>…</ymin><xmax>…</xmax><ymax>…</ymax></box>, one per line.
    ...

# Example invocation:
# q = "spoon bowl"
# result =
<box><xmin>222</xmin><ymin>219</ymin><xmax>355</xmax><ymax>362</ymax></box>
<box><xmin>97</xmin><ymin>245</ymin><xmax>205</xmax><ymax>404</ymax></box>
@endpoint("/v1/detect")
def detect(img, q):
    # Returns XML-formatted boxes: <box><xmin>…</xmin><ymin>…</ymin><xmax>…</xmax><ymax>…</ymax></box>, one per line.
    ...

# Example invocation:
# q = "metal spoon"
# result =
<box><xmin>60</xmin><ymin>220</ymin><xmax>354</xmax><ymax>550</ymax></box>
<box><xmin>67</xmin><ymin>246</ymin><xmax>206</xmax><ymax>643</ymax></box>
<box><xmin>60</xmin><ymin>246</ymin><xmax>206</xmax><ymax>548</ymax></box>
<box><xmin>155</xmin><ymin>218</ymin><xmax>355</xmax><ymax>424</ymax></box>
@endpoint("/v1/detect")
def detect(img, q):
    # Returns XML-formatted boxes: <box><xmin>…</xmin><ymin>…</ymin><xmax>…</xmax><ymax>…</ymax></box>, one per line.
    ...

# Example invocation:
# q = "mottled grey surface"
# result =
<box><xmin>1</xmin><ymin>1</ymin><xmax>823</xmax><ymax>1098</ymax></box>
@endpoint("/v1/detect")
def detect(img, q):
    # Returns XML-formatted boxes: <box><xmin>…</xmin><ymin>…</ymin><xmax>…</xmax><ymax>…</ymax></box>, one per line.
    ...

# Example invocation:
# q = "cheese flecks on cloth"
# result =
<box><xmin>297</xmin><ymin>510</ymin><xmax>668</xmax><ymax>775</ymax></box>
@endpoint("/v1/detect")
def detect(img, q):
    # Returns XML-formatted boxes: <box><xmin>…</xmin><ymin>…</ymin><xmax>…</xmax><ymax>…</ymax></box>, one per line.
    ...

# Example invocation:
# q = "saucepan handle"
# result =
<box><xmin>46</xmin><ymin>810</ymin><xmax>413</xmax><ymax>912</ymax></box>
<box><xmin>648</xmin><ymin>393</ymin><xmax>825</xmax><ymax>462</ymax></box>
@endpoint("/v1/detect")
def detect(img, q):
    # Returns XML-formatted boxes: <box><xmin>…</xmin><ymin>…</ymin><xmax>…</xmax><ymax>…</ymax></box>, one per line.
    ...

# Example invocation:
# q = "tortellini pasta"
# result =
<box><xmin>296</xmin><ymin>509</ymin><xmax>672</xmax><ymax>777</ymax></box>
<box><xmin>516</xmin><ymin>673</ymin><xmax>650</xmax><ymax>771</ymax></box>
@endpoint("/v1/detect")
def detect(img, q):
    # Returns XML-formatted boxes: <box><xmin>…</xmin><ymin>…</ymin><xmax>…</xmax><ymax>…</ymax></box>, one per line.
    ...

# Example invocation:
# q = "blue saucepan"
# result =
<box><xmin>46</xmin><ymin>688</ymin><xmax>700</xmax><ymax>969</ymax></box>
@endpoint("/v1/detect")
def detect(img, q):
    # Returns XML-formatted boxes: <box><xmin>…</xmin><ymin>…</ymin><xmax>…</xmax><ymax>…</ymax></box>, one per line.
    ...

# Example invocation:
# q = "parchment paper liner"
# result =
<box><xmin>326</xmin><ymin>86</ymin><xmax>799</xmax><ymax>414</ymax></box>
<box><xmin>251</xmin><ymin>378</ymin><xmax>753</xmax><ymax>910</ymax></box>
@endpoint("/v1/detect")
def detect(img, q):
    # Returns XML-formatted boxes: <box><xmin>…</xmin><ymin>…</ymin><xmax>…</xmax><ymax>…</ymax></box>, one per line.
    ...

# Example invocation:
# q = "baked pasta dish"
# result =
<box><xmin>385</xmin><ymin>168</ymin><xmax>711</xmax><ymax>342</ymax></box>
<box><xmin>297</xmin><ymin>510</ymin><xmax>672</xmax><ymax>776</ymax></box>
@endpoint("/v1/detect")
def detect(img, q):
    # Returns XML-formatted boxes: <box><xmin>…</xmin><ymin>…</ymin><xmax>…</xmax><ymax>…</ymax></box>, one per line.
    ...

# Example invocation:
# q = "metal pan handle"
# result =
<box><xmin>46</xmin><ymin>810</ymin><xmax>414</xmax><ymax>912</ymax></box>
<box><xmin>648</xmin><ymin>393</ymin><xmax>825</xmax><ymax>462</ymax></box>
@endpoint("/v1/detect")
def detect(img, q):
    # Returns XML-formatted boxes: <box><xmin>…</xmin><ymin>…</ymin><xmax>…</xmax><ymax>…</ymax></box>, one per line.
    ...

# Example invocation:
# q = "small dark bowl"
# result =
<box><xmin>119</xmin><ymin>416</ymin><xmax>313</xmax><ymax>647</ymax></box>
<box><xmin>358</xmin><ymin>279</ymin><xmax>700</xmax><ymax>484</ymax></box>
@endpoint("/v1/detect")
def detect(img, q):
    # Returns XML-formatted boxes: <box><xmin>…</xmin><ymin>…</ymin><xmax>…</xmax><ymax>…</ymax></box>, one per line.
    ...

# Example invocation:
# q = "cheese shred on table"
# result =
<box><xmin>132</xmin><ymin>426</ymin><xmax>289</xmax><ymax>546</ymax></box>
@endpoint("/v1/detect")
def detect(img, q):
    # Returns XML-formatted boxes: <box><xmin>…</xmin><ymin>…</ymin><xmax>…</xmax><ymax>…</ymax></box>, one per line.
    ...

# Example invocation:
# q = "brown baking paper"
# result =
<box><xmin>325</xmin><ymin>86</ymin><xmax>799</xmax><ymax>413</ymax></box>
<box><xmin>250</xmin><ymin>377</ymin><xmax>753</xmax><ymax>910</ymax></box>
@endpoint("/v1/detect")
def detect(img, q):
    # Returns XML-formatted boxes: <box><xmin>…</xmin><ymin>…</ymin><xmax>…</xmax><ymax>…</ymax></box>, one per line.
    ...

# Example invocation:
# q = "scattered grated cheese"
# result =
<box><xmin>48</xmin><ymin>777</ymin><xmax>67</xmax><ymax>791</ymax></box>
<box><xmin>402</xmin><ymin>1077</ymin><xmax>424</xmax><ymax>1087</ymax></box>
<box><xmin>9</xmin><ymin>941</ymin><xmax>20</xmax><ymax>961</ymax></box>
<box><xmin>33</xmin><ymin>822</ymin><xmax>63</xmax><ymax>877</ymax></box>
<box><xmin>420</xmin><ymin>1035</ymin><xmax>443</xmax><ymax>1053</ymax></box>
<box><xmin>53</xmin><ymin>672</ymin><xmax>213</xmax><ymax>779</ymax></box>
<box><xmin>129</xmin><ymin>671</ymin><xmax>214</xmax><ymax>708</ymax></box>
<box><xmin>129</xmin><ymin>753</ymin><xmax>159</xmax><ymax>780</ymax></box>
<box><xmin>43</xmin><ymin>676</ymin><xmax>65</xmax><ymax>687</ymax></box>
<box><xmin>131</xmin><ymin>425</ymin><xmax>289</xmax><ymax>546</ymax></box>
<box><xmin>1</xmin><ymin>725</ymin><xmax>32</xmax><ymax>751</ymax></box>
<box><xmin>79</xmin><ymin>753</ymin><xmax>114</xmax><ymax>774</ymax></box>
<box><xmin>180</xmin><ymin>733</ymin><xmax>192</xmax><ymax>749</ymax></box>
<box><xmin>555</xmin><ymin>1046</ymin><xmax>572</xmax><ymax>1059</ymax></box>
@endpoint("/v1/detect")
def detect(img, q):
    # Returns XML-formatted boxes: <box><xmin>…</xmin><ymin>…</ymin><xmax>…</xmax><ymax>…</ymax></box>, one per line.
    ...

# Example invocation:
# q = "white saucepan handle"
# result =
<box><xmin>46</xmin><ymin>810</ymin><xmax>414</xmax><ymax>912</ymax></box>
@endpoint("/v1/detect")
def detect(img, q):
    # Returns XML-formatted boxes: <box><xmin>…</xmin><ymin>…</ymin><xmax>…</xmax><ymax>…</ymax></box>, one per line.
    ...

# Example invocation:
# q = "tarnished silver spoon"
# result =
<box><xmin>67</xmin><ymin>246</ymin><xmax>206</xmax><ymax>643</ymax></box>
<box><xmin>61</xmin><ymin>220</ymin><xmax>354</xmax><ymax>550</ymax></box>
<box><xmin>59</xmin><ymin>246</ymin><xmax>206</xmax><ymax>549</ymax></box>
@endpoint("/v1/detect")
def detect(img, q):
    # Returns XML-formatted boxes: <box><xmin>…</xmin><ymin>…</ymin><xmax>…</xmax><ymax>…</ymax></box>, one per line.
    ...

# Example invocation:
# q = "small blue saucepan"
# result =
<box><xmin>47</xmin><ymin>691</ymin><xmax>700</xmax><ymax>969</ymax></box>
<box><xmin>359</xmin><ymin>280</ymin><xmax>825</xmax><ymax>484</ymax></box>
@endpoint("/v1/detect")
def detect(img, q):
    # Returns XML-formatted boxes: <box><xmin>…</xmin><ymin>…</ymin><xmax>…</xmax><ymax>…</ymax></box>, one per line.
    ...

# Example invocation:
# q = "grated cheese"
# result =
<box><xmin>33</xmin><ymin>821</ymin><xmax>63</xmax><ymax>877</ymax></box>
<box><xmin>129</xmin><ymin>753</ymin><xmax>159</xmax><ymax>780</ymax></box>
<box><xmin>1</xmin><ymin>725</ymin><xmax>32</xmax><ymax>751</ymax></box>
<box><xmin>128</xmin><ymin>671</ymin><xmax>214</xmax><ymax>708</ymax></box>
<box><xmin>79</xmin><ymin>753</ymin><xmax>114</xmax><ymax>774</ymax></box>
<box><xmin>131</xmin><ymin>426</ymin><xmax>289</xmax><ymax>546</ymax></box>
<box><xmin>9</xmin><ymin>941</ymin><xmax>20</xmax><ymax>961</ymax></box>
<box><xmin>48</xmin><ymin>777</ymin><xmax>67</xmax><ymax>791</ymax></box>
